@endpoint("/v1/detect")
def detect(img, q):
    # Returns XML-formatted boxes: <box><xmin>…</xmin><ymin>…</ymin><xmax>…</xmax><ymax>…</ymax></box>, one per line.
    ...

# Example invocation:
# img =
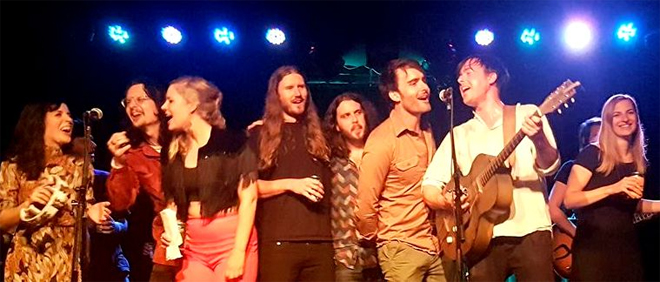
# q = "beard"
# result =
<box><xmin>282</xmin><ymin>102</ymin><xmax>306</xmax><ymax>119</ymax></box>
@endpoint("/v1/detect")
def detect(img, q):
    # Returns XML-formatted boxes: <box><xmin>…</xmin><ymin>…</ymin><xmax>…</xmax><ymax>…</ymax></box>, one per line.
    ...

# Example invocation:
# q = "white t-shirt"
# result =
<box><xmin>422</xmin><ymin>104</ymin><xmax>560</xmax><ymax>237</ymax></box>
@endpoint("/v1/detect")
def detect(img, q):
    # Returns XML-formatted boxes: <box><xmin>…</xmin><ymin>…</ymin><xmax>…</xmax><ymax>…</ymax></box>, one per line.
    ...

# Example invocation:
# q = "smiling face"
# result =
<box><xmin>161</xmin><ymin>84</ymin><xmax>195</xmax><ymax>132</ymax></box>
<box><xmin>610</xmin><ymin>99</ymin><xmax>638</xmax><ymax>139</ymax></box>
<box><xmin>124</xmin><ymin>84</ymin><xmax>160</xmax><ymax>129</ymax></box>
<box><xmin>43</xmin><ymin>103</ymin><xmax>73</xmax><ymax>148</ymax></box>
<box><xmin>391</xmin><ymin>67</ymin><xmax>431</xmax><ymax>115</ymax></box>
<box><xmin>278</xmin><ymin>73</ymin><xmax>308</xmax><ymax>122</ymax></box>
<box><xmin>457</xmin><ymin>58</ymin><xmax>497</xmax><ymax>108</ymax></box>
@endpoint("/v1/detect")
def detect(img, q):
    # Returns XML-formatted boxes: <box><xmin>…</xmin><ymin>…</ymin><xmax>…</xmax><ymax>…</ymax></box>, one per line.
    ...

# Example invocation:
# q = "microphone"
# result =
<box><xmin>439</xmin><ymin>87</ymin><xmax>453</xmax><ymax>103</ymax></box>
<box><xmin>84</xmin><ymin>108</ymin><xmax>103</xmax><ymax>120</ymax></box>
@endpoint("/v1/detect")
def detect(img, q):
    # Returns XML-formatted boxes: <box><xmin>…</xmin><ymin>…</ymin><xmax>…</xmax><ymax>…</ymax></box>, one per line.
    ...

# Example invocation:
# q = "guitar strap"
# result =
<box><xmin>503</xmin><ymin>105</ymin><xmax>516</xmax><ymax>168</ymax></box>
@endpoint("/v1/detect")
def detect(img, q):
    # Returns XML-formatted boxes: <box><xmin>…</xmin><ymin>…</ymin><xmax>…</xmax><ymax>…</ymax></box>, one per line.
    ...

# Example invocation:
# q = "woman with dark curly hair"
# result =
<box><xmin>0</xmin><ymin>101</ymin><xmax>111</xmax><ymax>282</ymax></box>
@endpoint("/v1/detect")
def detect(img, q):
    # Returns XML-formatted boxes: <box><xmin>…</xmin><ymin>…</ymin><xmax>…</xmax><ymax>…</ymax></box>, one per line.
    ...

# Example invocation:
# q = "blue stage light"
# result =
<box><xmin>108</xmin><ymin>25</ymin><xmax>129</xmax><ymax>44</ymax></box>
<box><xmin>520</xmin><ymin>28</ymin><xmax>540</xmax><ymax>45</ymax></box>
<box><xmin>475</xmin><ymin>29</ymin><xmax>494</xmax><ymax>46</ymax></box>
<box><xmin>617</xmin><ymin>23</ymin><xmax>637</xmax><ymax>42</ymax></box>
<box><xmin>214</xmin><ymin>27</ymin><xmax>235</xmax><ymax>45</ymax></box>
<box><xmin>162</xmin><ymin>26</ymin><xmax>183</xmax><ymax>44</ymax></box>
<box><xmin>266</xmin><ymin>28</ymin><xmax>286</xmax><ymax>45</ymax></box>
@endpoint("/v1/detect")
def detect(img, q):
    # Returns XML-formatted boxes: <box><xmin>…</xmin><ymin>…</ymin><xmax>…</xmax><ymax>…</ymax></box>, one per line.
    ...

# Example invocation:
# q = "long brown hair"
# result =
<box><xmin>597</xmin><ymin>94</ymin><xmax>647</xmax><ymax>175</ymax></box>
<box><xmin>258</xmin><ymin>66</ymin><xmax>329</xmax><ymax>169</ymax></box>
<box><xmin>6</xmin><ymin>102</ymin><xmax>67</xmax><ymax>180</ymax></box>
<box><xmin>167</xmin><ymin>76</ymin><xmax>226</xmax><ymax>162</ymax></box>
<box><xmin>323</xmin><ymin>92</ymin><xmax>379</xmax><ymax>159</ymax></box>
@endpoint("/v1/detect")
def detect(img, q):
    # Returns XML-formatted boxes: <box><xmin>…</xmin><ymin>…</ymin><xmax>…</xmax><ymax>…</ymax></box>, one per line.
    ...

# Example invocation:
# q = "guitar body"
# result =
<box><xmin>552</xmin><ymin>224</ymin><xmax>573</xmax><ymax>278</ymax></box>
<box><xmin>436</xmin><ymin>153</ymin><xmax>514</xmax><ymax>263</ymax></box>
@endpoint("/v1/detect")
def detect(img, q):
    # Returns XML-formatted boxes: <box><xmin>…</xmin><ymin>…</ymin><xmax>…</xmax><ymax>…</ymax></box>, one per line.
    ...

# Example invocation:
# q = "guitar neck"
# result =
<box><xmin>477</xmin><ymin>130</ymin><xmax>527</xmax><ymax>187</ymax></box>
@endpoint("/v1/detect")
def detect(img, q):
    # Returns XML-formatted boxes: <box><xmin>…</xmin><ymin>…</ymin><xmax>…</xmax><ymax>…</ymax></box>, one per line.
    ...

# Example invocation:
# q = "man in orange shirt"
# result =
<box><xmin>356</xmin><ymin>59</ymin><xmax>445</xmax><ymax>282</ymax></box>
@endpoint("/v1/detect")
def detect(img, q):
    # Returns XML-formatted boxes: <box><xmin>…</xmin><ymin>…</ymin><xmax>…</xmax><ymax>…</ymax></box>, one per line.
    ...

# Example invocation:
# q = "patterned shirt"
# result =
<box><xmin>1</xmin><ymin>147</ymin><xmax>94</xmax><ymax>282</ymax></box>
<box><xmin>330</xmin><ymin>157</ymin><xmax>378</xmax><ymax>269</ymax></box>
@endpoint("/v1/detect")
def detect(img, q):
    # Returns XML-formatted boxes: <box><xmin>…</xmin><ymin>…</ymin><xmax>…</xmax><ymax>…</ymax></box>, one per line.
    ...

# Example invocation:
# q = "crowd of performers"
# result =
<box><xmin>1</xmin><ymin>54</ymin><xmax>658</xmax><ymax>282</ymax></box>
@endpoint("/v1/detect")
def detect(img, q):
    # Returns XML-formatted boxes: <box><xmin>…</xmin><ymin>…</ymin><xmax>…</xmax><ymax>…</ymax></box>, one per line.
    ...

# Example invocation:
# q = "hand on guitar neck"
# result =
<box><xmin>434</xmin><ymin>80</ymin><xmax>582</xmax><ymax>263</ymax></box>
<box><xmin>521</xmin><ymin>108</ymin><xmax>559</xmax><ymax>170</ymax></box>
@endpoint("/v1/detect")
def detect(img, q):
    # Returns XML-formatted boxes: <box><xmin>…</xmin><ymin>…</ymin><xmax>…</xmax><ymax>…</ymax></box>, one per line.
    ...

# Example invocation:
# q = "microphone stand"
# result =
<box><xmin>443</xmin><ymin>90</ymin><xmax>469</xmax><ymax>282</ymax></box>
<box><xmin>71</xmin><ymin>112</ymin><xmax>93</xmax><ymax>282</ymax></box>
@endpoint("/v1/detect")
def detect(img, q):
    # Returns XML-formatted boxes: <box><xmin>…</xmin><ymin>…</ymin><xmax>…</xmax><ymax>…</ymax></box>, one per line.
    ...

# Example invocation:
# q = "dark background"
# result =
<box><xmin>2</xmin><ymin>1</ymin><xmax>658</xmax><ymax>279</ymax></box>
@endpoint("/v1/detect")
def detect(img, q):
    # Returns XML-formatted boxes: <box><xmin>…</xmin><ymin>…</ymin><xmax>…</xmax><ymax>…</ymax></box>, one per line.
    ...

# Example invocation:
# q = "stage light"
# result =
<box><xmin>564</xmin><ymin>21</ymin><xmax>593</xmax><ymax>51</ymax></box>
<box><xmin>108</xmin><ymin>25</ymin><xmax>129</xmax><ymax>44</ymax></box>
<box><xmin>162</xmin><ymin>26</ymin><xmax>183</xmax><ymax>44</ymax></box>
<box><xmin>266</xmin><ymin>28</ymin><xmax>286</xmax><ymax>45</ymax></box>
<box><xmin>520</xmin><ymin>28</ymin><xmax>540</xmax><ymax>45</ymax></box>
<box><xmin>214</xmin><ymin>27</ymin><xmax>235</xmax><ymax>45</ymax></box>
<box><xmin>475</xmin><ymin>29</ymin><xmax>494</xmax><ymax>46</ymax></box>
<box><xmin>617</xmin><ymin>22</ymin><xmax>637</xmax><ymax>42</ymax></box>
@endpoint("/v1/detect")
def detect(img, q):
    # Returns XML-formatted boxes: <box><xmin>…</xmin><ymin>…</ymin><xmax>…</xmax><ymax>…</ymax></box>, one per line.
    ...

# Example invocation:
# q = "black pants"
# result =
<box><xmin>469</xmin><ymin>230</ymin><xmax>554</xmax><ymax>282</ymax></box>
<box><xmin>259</xmin><ymin>241</ymin><xmax>335</xmax><ymax>282</ymax></box>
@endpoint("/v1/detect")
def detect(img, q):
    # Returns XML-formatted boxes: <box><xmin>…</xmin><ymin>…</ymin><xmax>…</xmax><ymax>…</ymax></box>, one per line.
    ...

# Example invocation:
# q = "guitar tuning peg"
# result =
<box><xmin>564</xmin><ymin>103</ymin><xmax>569</xmax><ymax>108</ymax></box>
<box><xmin>558</xmin><ymin>109</ymin><xmax>563</xmax><ymax>115</ymax></box>
<box><xmin>571</xmin><ymin>98</ymin><xmax>575</xmax><ymax>103</ymax></box>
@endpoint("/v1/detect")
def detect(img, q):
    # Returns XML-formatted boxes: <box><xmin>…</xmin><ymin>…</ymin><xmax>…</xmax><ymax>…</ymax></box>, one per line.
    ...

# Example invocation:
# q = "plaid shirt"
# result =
<box><xmin>330</xmin><ymin>157</ymin><xmax>378</xmax><ymax>269</ymax></box>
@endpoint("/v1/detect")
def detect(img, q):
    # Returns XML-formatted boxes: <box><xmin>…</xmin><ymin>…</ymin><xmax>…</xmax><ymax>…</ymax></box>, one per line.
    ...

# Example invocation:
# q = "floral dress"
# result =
<box><xmin>0</xmin><ymin>147</ymin><xmax>93</xmax><ymax>282</ymax></box>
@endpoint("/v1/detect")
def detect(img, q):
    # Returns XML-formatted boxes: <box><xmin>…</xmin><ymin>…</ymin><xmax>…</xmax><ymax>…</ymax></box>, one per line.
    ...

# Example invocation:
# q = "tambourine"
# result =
<box><xmin>19</xmin><ymin>174</ymin><xmax>70</xmax><ymax>225</ymax></box>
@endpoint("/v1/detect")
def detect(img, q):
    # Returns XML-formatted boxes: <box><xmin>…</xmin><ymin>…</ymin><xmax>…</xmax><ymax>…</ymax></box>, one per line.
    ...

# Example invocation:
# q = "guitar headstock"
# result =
<box><xmin>539</xmin><ymin>80</ymin><xmax>582</xmax><ymax>115</ymax></box>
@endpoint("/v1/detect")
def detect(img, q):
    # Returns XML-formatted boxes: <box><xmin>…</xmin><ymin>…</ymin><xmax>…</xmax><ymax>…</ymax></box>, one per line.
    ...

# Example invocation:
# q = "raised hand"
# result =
<box><xmin>521</xmin><ymin>107</ymin><xmax>544</xmax><ymax>140</ymax></box>
<box><xmin>107</xmin><ymin>131</ymin><xmax>132</xmax><ymax>166</ymax></box>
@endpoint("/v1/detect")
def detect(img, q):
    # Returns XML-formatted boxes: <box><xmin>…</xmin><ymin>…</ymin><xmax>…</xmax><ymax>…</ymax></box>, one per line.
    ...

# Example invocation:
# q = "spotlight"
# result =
<box><xmin>108</xmin><ymin>25</ymin><xmax>129</xmax><ymax>44</ymax></box>
<box><xmin>266</xmin><ymin>28</ymin><xmax>286</xmax><ymax>45</ymax></box>
<box><xmin>564</xmin><ymin>21</ymin><xmax>593</xmax><ymax>51</ymax></box>
<box><xmin>475</xmin><ymin>29</ymin><xmax>494</xmax><ymax>46</ymax></box>
<box><xmin>214</xmin><ymin>27</ymin><xmax>235</xmax><ymax>45</ymax></box>
<box><xmin>617</xmin><ymin>22</ymin><xmax>637</xmax><ymax>42</ymax></box>
<box><xmin>162</xmin><ymin>26</ymin><xmax>183</xmax><ymax>44</ymax></box>
<box><xmin>520</xmin><ymin>28</ymin><xmax>540</xmax><ymax>45</ymax></box>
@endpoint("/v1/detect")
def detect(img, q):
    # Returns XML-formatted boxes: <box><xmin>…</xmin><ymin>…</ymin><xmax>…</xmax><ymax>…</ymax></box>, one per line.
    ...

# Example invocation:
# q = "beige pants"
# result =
<box><xmin>377</xmin><ymin>241</ymin><xmax>447</xmax><ymax>282</ymax></box>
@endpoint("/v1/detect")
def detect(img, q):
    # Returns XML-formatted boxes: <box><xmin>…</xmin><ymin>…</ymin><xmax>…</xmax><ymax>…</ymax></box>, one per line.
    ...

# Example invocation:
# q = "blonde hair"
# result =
<box><xmin>167</xmin><ymin>76</ymin><xmax>226</xmax><ymax>161</ymax></box>
<box><xmin>597</xmin><ymin>94</ymin><xmax>647</xmax><ymax>175</ymax></box>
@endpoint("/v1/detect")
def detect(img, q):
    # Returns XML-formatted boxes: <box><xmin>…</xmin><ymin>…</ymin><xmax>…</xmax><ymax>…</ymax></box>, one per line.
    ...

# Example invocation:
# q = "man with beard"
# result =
<box><xmin>106</xmin><ymin>80</ymin><xmax>178</xmax><ymax>281</ymax></box>
<box><xmin>323</xmin><ymin>93</ymin><xmax>383</xmax><ymax>282</ymax></box>
<box><xmin>356</xmin><ymin>59</ymin><xmax>445</xmax><ymax>281</ymax></box>
<box><xmin>248</xmin><ymin>66</ymin><xmax>334</xmax><ymax>281</ymax></box>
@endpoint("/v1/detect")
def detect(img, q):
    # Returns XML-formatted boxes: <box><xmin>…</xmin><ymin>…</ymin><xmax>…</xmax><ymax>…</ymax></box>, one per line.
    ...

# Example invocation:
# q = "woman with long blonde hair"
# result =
<box><xmin>564</xmin><ymin>94</ymin><xmax>660</xmax><ymax>281</ymax></box>
<box><xmin>160</xmin><ymin>76</ymin><xmax>258</xmax><ymax>281</ymax></box>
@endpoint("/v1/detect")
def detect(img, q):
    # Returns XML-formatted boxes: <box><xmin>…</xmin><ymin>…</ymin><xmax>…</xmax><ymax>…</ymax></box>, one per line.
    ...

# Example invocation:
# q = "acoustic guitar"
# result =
<box><xmin>436</xmin><ymin>80</ymin><xmax>582</xmax><ymax>263</ymax></box>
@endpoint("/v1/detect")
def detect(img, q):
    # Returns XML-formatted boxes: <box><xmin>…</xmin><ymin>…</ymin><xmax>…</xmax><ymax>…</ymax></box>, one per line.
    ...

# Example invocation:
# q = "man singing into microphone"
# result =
<box><xmin>356</xmin><ymin>58</ymin><xmax>446</xmax><ymax>282</ymax></box>
<box><xmin>422</xmin><ymin>54</ymin><xmax>559</xmax><ymax>282</ymax></box>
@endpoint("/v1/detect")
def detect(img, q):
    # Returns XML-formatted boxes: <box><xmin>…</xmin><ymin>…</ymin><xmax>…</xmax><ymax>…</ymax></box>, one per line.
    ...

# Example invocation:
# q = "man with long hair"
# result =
<box><xmin>248</xmin><ymin>66</ymin><xmax>334</xmax><ymax>281</ymax></box>
<box><xmin>356</xmin><ymin>59</ymin><xmax>445</xmax><ymax>281</ymax></box>
<box><xmin>106</xmin><ymin>80</ymin><xmax>178</xmax><ymax>281</ymax></box>
<box><xmin>422</xmin><ymin>54</ymin><xmax>560</xmax><ymax>281</ymax></box>
<box><xmin>323</xmin><ymin>93</ymin><xmax>383</xmax><ymax>282</ymax></box>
